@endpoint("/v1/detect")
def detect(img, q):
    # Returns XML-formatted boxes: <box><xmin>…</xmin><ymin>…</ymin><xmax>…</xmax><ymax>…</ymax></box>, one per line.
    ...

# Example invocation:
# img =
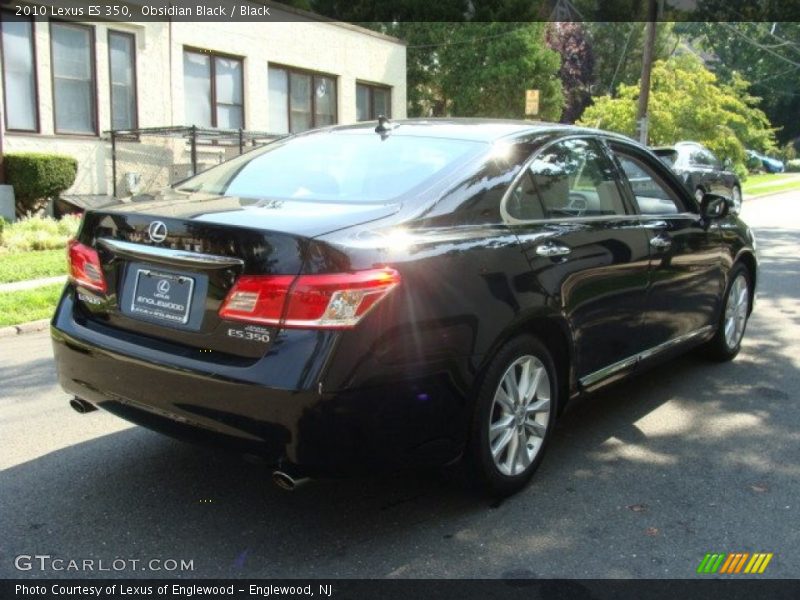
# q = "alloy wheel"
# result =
<box><xmin>488</xmin><ymin>355</ymin><xmax>551</xmax><ymax>476</ymax></box>
<box><xmin>724</xmin><ymin>274</ymin><xmax>749</xmax><ymax>350</ymax></box>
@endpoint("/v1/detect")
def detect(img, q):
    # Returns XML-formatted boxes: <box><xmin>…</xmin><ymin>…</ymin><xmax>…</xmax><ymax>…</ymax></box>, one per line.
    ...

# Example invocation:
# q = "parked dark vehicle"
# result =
<box><xmin>52</xmin><ymin>120</ymin><xmax>757</xmax><ymax>496</ymax></box>
<box><xmin>653</xmin><ymin>142</ymin><xmax>743</xmax><ymax>213</ymax></box>
<box><xmin>746</xmin><ymin>149</ymin><xmax>785</xmax><ymax>174</ymax></box>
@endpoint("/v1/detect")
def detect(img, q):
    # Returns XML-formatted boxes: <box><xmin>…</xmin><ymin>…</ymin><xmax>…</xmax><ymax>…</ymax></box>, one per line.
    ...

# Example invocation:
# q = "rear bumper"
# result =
<box><xmin>51</xmin><ymin>291</ymin><xmax>468</xmax><ymax>473</ymax></box>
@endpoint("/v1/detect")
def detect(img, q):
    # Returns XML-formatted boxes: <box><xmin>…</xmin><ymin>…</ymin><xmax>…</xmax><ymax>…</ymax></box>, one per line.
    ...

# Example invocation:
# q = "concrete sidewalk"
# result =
<box><xmin>0</xmin><ymin>275</ymin><xmax>65</xmax><ymax>293</ymax></box>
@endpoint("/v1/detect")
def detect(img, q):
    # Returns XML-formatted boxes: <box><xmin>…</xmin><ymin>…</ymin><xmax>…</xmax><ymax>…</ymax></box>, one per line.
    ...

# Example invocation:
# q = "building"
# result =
<box><xmin>0</xmin><ymin>2</ymin><xmax>406</xmax><ymax>201</ymax></box>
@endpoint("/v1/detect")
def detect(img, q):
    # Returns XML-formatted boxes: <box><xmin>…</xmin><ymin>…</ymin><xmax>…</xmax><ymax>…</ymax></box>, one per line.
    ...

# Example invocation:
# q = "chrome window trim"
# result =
<box><xmin>98</xmin><ymin>238</ymin><xmax>245</xmax><ymax>268</ymax></box>
<box><xmin>578</xmin><ymin>325</ymin><xmax>714</xmax><ymax>388</ymax></box>
<box><xmin>501</xmin><ymin>212</ymin><xmax>702</xmax><ymax>227</ymax></box>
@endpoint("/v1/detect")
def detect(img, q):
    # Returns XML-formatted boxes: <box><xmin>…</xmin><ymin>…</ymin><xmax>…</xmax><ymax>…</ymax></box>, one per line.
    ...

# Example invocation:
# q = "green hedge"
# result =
<box><xmin>4</xmin><ymin>152</ymin><xmax>77</xmax><ymax>215</ymax></box>
<box><xmin>786</xmin><ymin>159</ymin><xmax>800</xmax><ymax>173</ymax></box>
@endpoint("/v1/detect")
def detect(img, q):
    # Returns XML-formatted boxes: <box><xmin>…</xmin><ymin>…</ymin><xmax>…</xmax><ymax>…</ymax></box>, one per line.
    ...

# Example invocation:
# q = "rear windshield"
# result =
<box><xmin>176</xmin><ymin>132</ymin><xmax>485</xmax><ymax>203</ymax></box>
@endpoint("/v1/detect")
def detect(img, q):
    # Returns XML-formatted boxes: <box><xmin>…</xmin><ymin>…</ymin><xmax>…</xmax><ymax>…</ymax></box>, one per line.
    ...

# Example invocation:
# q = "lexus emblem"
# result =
<box><xmin>157</xmin><ymin>279</ymin><xmax>171</xmax><ymax>294</ymax></box>
<box><xmin>148</xmin><ymin>221</ymin><xmax>168</xmax><ymax>243</ymax></box>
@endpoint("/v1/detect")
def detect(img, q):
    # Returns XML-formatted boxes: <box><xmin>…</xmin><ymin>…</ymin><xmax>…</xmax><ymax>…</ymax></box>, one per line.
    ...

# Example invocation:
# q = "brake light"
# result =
<box><xmin>219</xmin><ymin>268</ymin><xmax>400</xmax><ymax>329</ymax></box>
<box><xmin>68</xmin><ymin>239</ymin><xmax>107</xmax><ymax>294</ymax></box>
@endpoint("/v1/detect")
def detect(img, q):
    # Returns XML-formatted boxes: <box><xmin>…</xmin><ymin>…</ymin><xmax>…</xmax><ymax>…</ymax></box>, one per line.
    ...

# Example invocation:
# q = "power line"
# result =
<box><xmin>608</xmin><ymin>25</ymin><xmax>635</xmax><ymax>95</ymax></box>
<box><xmin>719</xmin><ymin>22</ymin><xmax>800</xmax><ymax>69</ymax></box>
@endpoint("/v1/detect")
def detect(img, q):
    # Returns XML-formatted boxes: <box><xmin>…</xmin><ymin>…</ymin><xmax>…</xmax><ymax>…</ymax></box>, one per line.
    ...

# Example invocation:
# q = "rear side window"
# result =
<box><xmin>505</xmin><ymin>138</ymin><xmax>629</xmax><ymax>221</ymax></box>
<box><xmin>177</xmin><ymin>133</ymin><xmax>484</xmax><ymax>203</ymax></box>
<box><xmin>615</xmin><ymin>153</ymin><xmax>685</xmax><ymax>215</ymax></box>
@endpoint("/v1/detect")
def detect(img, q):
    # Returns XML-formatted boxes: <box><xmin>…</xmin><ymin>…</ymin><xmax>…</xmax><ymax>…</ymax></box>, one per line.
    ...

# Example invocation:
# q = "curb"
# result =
<box><xmin>0</xmin><ymin>319</ymin><xmax>50</xmax><ymax>338</ymax></box>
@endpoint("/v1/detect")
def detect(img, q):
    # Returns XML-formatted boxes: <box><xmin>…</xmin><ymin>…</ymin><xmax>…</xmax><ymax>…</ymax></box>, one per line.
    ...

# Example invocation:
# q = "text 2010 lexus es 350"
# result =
<box><xmin>52</xmin><ymin>119</ymin><xmax>757</xmax><ymax>495</ymax></box>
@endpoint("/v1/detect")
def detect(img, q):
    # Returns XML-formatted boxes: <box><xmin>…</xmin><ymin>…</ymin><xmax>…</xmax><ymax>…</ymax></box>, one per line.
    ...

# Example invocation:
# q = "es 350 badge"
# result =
<box><xmin>226</xmin><ymin>325</ymin><xmax>271</xmax><ymax>344</ymax></box>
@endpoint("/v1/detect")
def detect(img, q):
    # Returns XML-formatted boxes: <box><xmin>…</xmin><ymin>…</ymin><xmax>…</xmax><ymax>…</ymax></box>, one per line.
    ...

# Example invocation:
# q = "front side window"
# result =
<box><xmin>177</xmin><ymin>133</ymin><xmax>483</xmax><ymax>203</ymax></box>
<box><xmin>506</xmin><ymin>138</ymin><xmax>628</xmax><ymax>220</ymax></box>
<box><xmin>1</xmin><ymin>12</ymin><xmax>37</xmax><ymax>131</ymax></box>
<box><xmin>356</xmin><ymin>83</ymin><xmax>391</xmax><ymax>121</ymax></box>
<box><xmin>183</xmin><ymin>49</ymin><xmax>243</xmax><ymax>129</ymax></box>
<box><xmin>615</xmin><ymin>152</ymin><xmax>684</xmax><ymax>215</ymax></box>
<box><xmin>268</xmin><ymin>65</ymin><xmax>336</xmax><ymax>134</ymax></box>
<box><xmin>108</xmin><ymin>31</ymin><xmax>136</xmax><ymax>130</ymax></box>
<box><xmin>51</xmin><ymin>22</ymin><xmax>96</xmax><ymax>134</ymax></box>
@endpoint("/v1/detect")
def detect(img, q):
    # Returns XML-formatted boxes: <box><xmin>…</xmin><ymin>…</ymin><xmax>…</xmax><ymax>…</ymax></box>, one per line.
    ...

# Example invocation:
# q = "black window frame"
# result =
<box><xmin>268</xmin><ymin>63</ymin><xmax>338</xmax><ymax>133</ymax></box>
<box><xmin>183</xmin><ymin>47</ymin><xmax>245</xmax><ymax>129</ymax></box>
<box><xmin>0</xmin><ymin>10</ymin><xmax>39</xmax><ymax>132</ymax></box>
<box><xmin>107</xmin><ymin>29</ymin><xmax>138</xmax><ymax>131</ymax></box>
<box><xmin>50</xmin><ymin>20</ymin><xmax>98</xmax><ymax>136</ymax></box>
<box><xmin>609</xmin><ymin>143</ymin><xmax>696</xmax><ymax>215</ymax></box>
<box><xmin>356</xmin><ymin>81</ymin><xmax>391</xmax><ymax>121</ymax></box>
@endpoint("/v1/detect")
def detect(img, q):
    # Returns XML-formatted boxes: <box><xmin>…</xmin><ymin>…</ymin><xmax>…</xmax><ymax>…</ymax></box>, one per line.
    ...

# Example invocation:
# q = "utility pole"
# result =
<box><xmin>636</xmin><ymin>0</ymin><xmax>660</xmax><ymax>145</ymax></box>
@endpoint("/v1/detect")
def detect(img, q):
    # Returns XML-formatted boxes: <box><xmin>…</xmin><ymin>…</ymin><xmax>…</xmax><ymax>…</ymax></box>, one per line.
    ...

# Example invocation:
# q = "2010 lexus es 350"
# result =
<box><xmin>52</xmin><ymin>119</ymin><xmax>757</xmax><ymax>496</ymax></box>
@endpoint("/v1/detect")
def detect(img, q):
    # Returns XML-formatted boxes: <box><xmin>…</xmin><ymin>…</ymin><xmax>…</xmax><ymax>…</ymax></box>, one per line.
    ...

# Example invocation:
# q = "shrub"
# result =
<box><xmin>786</xmin><ymin>159</ymin><xmax>800</xmax><ymax>173</ymax></box>
<box><xmin>0</xmin><ymin>214</ymin><xmax>80</xmax><ymax>252</ymax></box>
<box><xmin>4</xmin><ymin>153</ymin><xmax>77</xmax><ymax>216</ymax></box>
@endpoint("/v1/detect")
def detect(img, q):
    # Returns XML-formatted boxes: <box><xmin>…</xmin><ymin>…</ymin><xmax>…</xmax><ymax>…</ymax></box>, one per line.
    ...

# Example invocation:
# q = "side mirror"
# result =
<box><xmin>700</xmin><ymin>193</ymin><xmax>730</xmax><ymax>222</ymax></box>
<box><xmin>722</xmin><ymin>158</ymin><xmax>734</xmax><ymax>170</ymax></box>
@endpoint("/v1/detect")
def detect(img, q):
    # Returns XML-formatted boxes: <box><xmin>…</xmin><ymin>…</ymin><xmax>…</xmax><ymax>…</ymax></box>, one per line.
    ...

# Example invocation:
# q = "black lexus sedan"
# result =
<box><xmin>52</xmin><ymin>119</ymin><xmax>757</xmax><ymax>496</ymax></box>
<box><xmin>653</xmin><ymin>141</ymin><xmax>743</xmax><ymax>213</ymax></box>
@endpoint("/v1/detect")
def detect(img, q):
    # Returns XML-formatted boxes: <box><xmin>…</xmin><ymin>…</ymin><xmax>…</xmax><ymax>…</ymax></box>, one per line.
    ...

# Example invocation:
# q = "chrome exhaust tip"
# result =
<box><xmin>69</xmin><ymin>398</ymin><xmax>97</xmax><ymax>414</ymax></box>
<box><xmin>272</xmin><ymin>470</ymin><xmax>310</xmax><ymax>491</ymax></box>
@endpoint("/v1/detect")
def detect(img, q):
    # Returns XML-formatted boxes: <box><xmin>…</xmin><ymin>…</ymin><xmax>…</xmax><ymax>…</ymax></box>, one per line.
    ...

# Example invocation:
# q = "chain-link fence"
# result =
<box><xmin>108</xmin><ymin>126</ymin><xmax>285</xmax><ymax>198</ymax></box>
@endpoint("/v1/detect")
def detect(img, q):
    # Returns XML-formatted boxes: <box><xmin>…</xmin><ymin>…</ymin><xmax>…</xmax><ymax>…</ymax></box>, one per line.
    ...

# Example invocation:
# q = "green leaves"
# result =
<box><xmin>392</xmin><ymin>22</ymin><xmax>565</xmax><ymax>121</ymax></box>
<box><xmin>579</xmin><ymin>54</ymin><xmax>777</xmax><ymax>170</ymax></box>
<box><xmin>5</xmin><ymin>153</ymin><xmax>78</xmax><ymax>216</ymax></box>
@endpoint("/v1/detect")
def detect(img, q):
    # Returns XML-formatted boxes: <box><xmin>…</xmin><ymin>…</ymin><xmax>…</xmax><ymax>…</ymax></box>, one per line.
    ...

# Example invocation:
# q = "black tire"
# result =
<box><xmin>465</xmin><ymin>335</ymin><xmax>559</xmax><ymax>497</ymax></box>
<box><xmin>704</xmin><ymin>264</ymin><xmax>751</xmax><ymax>361</ymax></box>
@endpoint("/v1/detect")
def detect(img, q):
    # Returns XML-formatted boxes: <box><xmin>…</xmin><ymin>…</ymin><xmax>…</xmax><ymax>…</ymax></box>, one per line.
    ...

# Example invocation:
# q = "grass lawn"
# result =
<box><xmin>742</xmin><ymin>173</ymin><xmax>800</xmax><ymax>197</ymax></box>
<box><xmin>0</xmin><ymin>249</ymin><xmax>67</xmax><ymax>283</ymax></box>
<box><xmin>0</xmin><ymin>283</ymin><xmax>63</xmax><ymax>327</ymax></box>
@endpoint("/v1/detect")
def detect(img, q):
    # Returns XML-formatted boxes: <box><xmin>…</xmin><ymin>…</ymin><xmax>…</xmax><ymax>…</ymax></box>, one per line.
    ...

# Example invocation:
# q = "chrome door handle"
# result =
<box><xmin>535</xmin><ymin>242</ymin><xmax>571</xmax><ymax>257</ymax></box>
<box><xmin>650</xmin><ymin>235</ymin><xmax>672</xmax><ymax>250</ymax></box>
<box><xmin>642</xmin><ymin>220</ymin><xmax>668</xmax><ymax>230</ymax></box>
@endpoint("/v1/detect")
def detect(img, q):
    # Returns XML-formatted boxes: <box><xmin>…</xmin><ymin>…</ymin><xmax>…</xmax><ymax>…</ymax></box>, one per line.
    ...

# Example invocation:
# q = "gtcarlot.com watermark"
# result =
<box><xmin>14</xmin><ymin>554</ymin><xmax>194</xmax><ymax>573</ymax></box>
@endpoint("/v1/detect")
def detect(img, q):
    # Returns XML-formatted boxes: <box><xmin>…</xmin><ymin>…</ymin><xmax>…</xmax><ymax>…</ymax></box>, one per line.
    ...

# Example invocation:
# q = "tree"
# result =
<box><xmin>676</xmin><ymin>22</ymin><xmax>800</xmax><ymax>146</ymax></box>
<box><xmin>578</xmin><ymin>54</ymin><xmax>776</xmax><ymax>169</ymax></box>
<box><xmin>379</xmin><ymin>22</ymin><xmax>564</xmax><ymax>120</ymax></box>
<box><xmin>585</xmin><ymin>22</ymin><xmax>677</xmax><ymax>98</ymax></box>
<box><xmin>546</xmin><ymin>22</ymin><xmax>594</xmax><ymax>123</ymax></box>
<box><xmin>435</xmin><ymin>23</ymin><xmax>564</xmax><ymax>120</ymax></box>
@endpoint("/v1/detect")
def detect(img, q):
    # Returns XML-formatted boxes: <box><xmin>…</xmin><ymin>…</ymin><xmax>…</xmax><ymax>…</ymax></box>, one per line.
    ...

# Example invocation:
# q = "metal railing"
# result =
<box><xmin>107</xmin><ymin>126</ymin><xmax>286</xmax><ymax>198</ymax></box>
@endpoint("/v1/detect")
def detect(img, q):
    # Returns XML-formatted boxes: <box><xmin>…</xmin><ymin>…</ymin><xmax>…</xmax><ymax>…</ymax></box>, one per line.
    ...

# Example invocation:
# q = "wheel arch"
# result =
<box><xmin>479</xmin><ymin>312</ymin><xmax>575</xmax><ymax>416</ymax></box>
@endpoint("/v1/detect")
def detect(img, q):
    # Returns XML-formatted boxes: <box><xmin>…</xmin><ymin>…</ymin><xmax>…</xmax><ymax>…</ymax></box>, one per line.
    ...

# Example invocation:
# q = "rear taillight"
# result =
<box><xmin>68</xmin><ymin>239</ymin><xmax>107</xmax><ymax>294</ymax></box>
<box><xmin>219</xmin><ymin>268</ymin><xmax>400</xmax><ymax>329</ymax></box>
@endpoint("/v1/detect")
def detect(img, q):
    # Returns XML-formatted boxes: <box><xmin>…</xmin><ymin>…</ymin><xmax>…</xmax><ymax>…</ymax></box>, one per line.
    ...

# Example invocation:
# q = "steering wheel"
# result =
<box><xmin>566</xmin><ymin>193</ymin><xmax>588</xmax><ymax>216</ymax></box>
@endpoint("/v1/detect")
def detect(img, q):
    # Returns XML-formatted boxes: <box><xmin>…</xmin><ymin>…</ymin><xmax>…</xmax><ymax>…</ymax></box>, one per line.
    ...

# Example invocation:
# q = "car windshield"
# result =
<box><xmin>176</xmin><ymin>132</ymin><xmax>485</xmax><ymax>203</ymax></box>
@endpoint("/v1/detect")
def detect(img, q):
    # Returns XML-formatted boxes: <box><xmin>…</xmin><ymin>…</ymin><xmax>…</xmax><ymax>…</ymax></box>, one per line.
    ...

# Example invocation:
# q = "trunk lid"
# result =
<box><xmin>72</xmin><ymin>191</ymin><xmax>399</xmax><ymax>358</ymax></box>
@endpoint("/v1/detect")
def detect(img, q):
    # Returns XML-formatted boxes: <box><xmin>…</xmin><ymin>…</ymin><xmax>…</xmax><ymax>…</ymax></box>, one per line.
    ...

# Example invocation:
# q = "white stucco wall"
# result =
<box><xmin>0</xmin><ymin>8</ymin><xmax>406</xmax><ymax>197</ymax></box>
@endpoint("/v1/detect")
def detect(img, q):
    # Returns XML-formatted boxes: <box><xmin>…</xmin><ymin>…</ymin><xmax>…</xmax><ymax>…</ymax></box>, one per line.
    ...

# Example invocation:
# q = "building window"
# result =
<box><xmin>183</xmin><ymin>49</ymin><xmax>243</xmax><ymax>129</ymax></box>
<box><xmin>268</xmin><ymin>65</ymin><xmax>336</xmax><ymax>134</ymax></box>
<box><xmin>1</xmin><ymin>12</ymin><xmax>38</xmax><ymax>131</ymax></box>
<box><xmin>356</xmin><ymin>83</ymin><xmax>391</xmax><ymax>121</ymax></box>
<box><xmin>51</xmin><ymin>22</ymin><xmax>96</xmax><ymax>135</ymax></box>
<box><xmin>108</xmin><ymin>31</ymin><xmax>136</xmax><ymax>131</ymax></box>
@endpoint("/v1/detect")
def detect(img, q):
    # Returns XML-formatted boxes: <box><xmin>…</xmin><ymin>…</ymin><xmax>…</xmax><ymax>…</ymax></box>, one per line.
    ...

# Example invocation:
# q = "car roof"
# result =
<box><xmin>319</xmin><ymin>118</ymin><xmax>636</xmax><ymax>144</ymax></box>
